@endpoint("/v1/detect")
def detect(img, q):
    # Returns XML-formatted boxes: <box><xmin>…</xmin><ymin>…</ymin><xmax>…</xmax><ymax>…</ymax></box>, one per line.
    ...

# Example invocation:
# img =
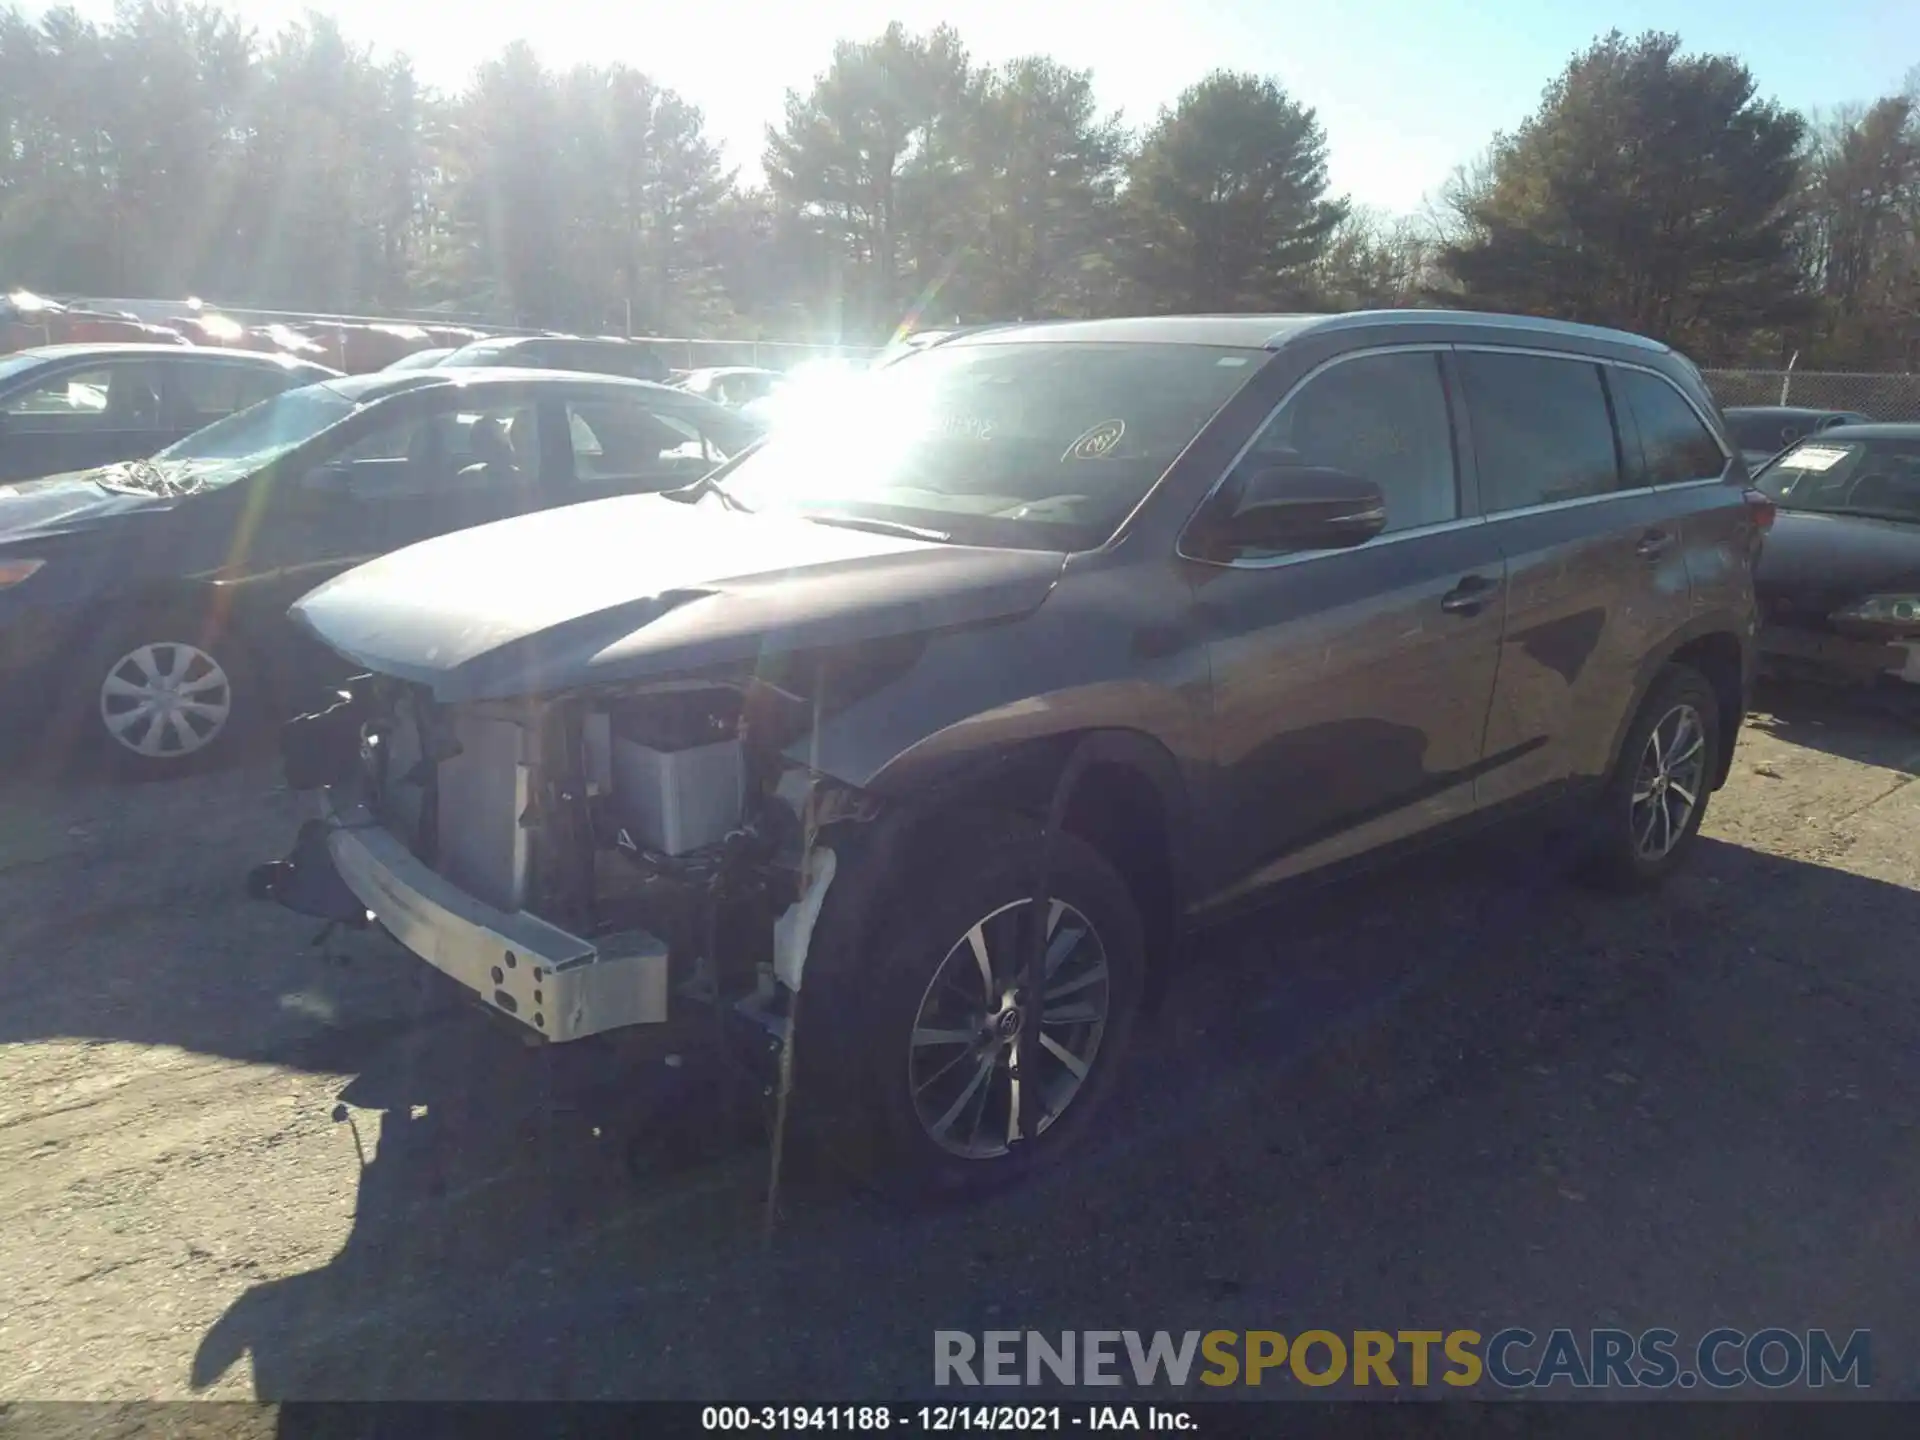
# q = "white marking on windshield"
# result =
<box><xmin>1783</xmin><ymin>445</ymin><xmax>1849</xmax><ymax>472</ymax></box>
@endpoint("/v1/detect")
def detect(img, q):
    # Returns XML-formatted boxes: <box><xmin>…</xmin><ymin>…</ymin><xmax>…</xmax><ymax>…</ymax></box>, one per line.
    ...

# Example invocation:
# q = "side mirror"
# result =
<box><xmin>1210</xmin><ymin>464</ymin><xmax>1388</xmax><ymax>553</ymax></box>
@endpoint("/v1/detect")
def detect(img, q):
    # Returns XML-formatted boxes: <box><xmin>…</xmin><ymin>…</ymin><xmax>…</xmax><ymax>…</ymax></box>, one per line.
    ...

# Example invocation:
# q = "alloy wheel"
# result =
<box><xmin>98</xmin><ymin>641</ymin><xmax>233</xmax><ymax>759</ymax></box>
<box><xmin>1630</xmin><ymin>702</ymin><xmax>1707</xmax><ymax>861</ymax></box>
<box><xmin>906</xmin><ymin>896</ymin><xmax>1111</xmax><ymax>1160</ymax></box>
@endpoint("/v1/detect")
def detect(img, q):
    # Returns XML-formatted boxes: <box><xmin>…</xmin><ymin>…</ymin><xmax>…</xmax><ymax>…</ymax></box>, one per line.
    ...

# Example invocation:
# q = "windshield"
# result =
<box><xmin>1755</xmin><ymin>437</ymin><xmax>1920</xmax><ymax>523</ymax></box>
<box><xmin>716</xmin><ymin>341</ymin><xmax>1263</xmax><ymax>547</ymax></box>
<box><xmin>154</xmin><ymin>383</ymin><xmax>359</xmax><ymax>469</ymax></box>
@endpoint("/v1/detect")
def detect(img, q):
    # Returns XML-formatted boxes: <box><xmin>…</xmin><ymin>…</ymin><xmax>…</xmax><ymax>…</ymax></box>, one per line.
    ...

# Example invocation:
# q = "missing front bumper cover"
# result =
<box><xmin>256</xmin><ymin>794</ymin><xmax>670</xmax><ymax>1042</ymax></box>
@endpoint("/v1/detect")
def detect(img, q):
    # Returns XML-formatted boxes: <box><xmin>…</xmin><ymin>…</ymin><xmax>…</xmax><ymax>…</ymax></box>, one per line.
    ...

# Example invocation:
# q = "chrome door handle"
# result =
<box><xmin>1441</xmin><ymin>575</ymin><xmax>1501</xmax><ymax>615</ymax></box>
<box><xmin>1636</xmin><ymin>529</ymin><xmax>1676</xmax><ymax>559</ymax></box>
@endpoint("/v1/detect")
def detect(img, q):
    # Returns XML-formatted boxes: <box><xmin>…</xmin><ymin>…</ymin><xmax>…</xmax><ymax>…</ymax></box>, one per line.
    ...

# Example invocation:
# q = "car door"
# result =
<box><xmin>0</xmin><ymin>358</ymin><xmax>170</xmax><ymax>480</ymax></box>
<box><xmin>1462</xmin><ymin>347</ymin><xmax>1695</xmax><ymax>810</ymax></box>
<box><xmin>322</xmin><ymin>389</ymin><xmax>549</xmax><ymax>555</ymax></box>
<box><xmin>553</xmin><ymin>390</ymin><xmax>745</xmax><ymax>505</ymax></box>
<box><xmin>219</xmin><ymin>390</ymin><xmax>551</xmax><ymax>633</ymax></box>
<box><xmin>1187</xmin><ymin>346</ymin><xmax>1509</xmax><ymax>909</ymax></box>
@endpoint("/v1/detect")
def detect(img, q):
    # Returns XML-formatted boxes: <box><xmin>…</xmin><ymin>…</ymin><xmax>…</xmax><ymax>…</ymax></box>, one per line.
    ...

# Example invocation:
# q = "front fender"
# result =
<box><xmin>783</xmin><ymin>556</ymin><xmax>1211</xmax><ymax>804</ymax></box>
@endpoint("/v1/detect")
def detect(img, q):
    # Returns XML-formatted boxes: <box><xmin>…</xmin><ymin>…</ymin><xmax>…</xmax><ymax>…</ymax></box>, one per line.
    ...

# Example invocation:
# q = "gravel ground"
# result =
<box><xmin>2</xmin><ymin>685</ymin><xmax>1918</xmax><ymax>1406</ymax></box>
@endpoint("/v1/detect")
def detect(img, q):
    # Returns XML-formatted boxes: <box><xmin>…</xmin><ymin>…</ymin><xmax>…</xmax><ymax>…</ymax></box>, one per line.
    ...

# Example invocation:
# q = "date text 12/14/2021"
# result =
<box><xmin>701</xmin><ymin>1406</ymin><xmax>1196</xmax><ymax>1432</ymax></box>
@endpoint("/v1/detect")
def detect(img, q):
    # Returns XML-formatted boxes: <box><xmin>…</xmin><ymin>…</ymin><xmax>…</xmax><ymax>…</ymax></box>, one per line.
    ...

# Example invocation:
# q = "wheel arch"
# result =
<box><xmin>819</xmin><ymin>726</ymin><xmax>1194</xmax><ymax>998</ymax></box>
<box><xmin>1604</xmin><ymin>618</ymin><xmax>1752</xmax><ymax>793</ymax></box>
<box><xmin>78</xmin><ymin>576</ymin><xmax>273</xmax><ymax>667</ymax></box>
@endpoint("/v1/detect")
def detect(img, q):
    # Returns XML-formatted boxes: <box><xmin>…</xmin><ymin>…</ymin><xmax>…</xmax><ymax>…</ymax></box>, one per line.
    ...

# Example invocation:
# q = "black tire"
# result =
<box><xmin>63</xmin><ymin>606</ymin><xmax>264</xmax><ymax>780</ymax></box>
<box><xmin>1581</xmin><ymin>662</ymin><xmax>1722</xmax><ymax>890</ymax></box>
<box><xmin>804</xmin><ymin>816</ymin><xmax>1146</xmax><ymax>1202</ymax></box>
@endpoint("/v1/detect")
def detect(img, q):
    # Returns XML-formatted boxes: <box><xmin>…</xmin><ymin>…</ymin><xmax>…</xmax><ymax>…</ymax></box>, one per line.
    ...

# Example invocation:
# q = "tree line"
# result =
<box><xmin>2</xmin><ymin>3</ymin><xmax>1917</xmax><ymax>367</ymax></box>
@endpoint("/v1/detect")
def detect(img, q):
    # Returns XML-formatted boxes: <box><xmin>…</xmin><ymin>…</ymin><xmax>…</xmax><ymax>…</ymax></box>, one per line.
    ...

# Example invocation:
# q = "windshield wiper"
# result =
<box><xmin>802</xmin><ymin>512</ymin><xmax>952</xmax><ymax>543</ymax></box>
<box><xmin>660</xmin><ymin>472</ymin><xmax>753</xmax><ymax>512</ymax></box>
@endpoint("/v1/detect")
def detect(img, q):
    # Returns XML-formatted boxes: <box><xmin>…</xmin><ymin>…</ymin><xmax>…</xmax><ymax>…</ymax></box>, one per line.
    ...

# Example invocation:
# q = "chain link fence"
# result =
<box><xmin>1703</xmin><ymin>370</ymin><xmax>1920</xmax><ymax>422</ymax></box>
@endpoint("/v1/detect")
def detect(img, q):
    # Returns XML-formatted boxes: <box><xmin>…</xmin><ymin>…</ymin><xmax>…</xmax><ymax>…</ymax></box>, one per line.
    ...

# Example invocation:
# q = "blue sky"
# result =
<box><xmin>44</xmin><ymin>0</ymin><xmax>1920</xmax><ymax>213</ymax></box>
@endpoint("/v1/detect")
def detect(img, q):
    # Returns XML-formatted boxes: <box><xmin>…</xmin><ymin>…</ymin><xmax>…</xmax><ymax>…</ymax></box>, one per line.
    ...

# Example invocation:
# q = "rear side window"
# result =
<box><xmin>565</xmin><ymin>396</ymin><xmax>736</xmax><ymax>489</ymax></box>
<box><xmin>1613</xmin><ymin>368</ymin><xmax>1726</xmax><ymax>486</ymax></box>
<box><xmin>2</xmin><ymin>361</ymin><xmax>167</xmax><ymax>430</ymax></box>
<box><xmin>1458</xmin><ymin>351</ymin><xmax>1620</xmax><ymax>512</ymax></box>
<box><xmin>168</xmin><ymin>362</ymin><xmax>298</xmax><ymax>427</ymax></box>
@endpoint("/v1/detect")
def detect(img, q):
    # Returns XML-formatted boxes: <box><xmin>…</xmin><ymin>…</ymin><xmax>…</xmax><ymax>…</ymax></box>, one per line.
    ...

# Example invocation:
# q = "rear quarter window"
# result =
<box><xmin>168</xmin><ymin>361</ymin><xmax>301</xmax><ymax>425</ymax></box>
<box><xmin>1613</xmin><ymin>368</ymin><xmax>1727</xmax><ymax>485</ymax></box>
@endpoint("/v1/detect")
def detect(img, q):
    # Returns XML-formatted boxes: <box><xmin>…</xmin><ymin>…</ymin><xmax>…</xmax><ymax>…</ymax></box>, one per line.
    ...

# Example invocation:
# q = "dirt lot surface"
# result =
<box><xmin>2</xmin><ymin>686</ymin><xmax>1918</xmax><ymax>1407</ymax></box>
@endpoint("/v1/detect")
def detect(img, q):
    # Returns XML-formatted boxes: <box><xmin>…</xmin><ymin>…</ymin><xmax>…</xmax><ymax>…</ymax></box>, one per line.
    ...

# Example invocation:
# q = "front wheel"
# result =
<box><xmin>1582</xmin><ymin>663</ymin><xmax>1721</xmax><ymax>889</ymax></box>
<box><xmin>825</xmin><ymin>819</ymin><xmax>1146</xmax><ymax>1200</ymax></box>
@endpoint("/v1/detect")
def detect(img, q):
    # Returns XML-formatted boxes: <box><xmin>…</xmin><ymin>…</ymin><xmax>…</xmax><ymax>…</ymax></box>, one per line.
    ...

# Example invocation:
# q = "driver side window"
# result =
<box><xmin>1220</xmin><ymin>350</ymin><xmax>1459</xmax><ymax>556</ymax></box>
<box><xmin>330</xmin><ymin>401</ymin><xmax>541</xmax><ymax>496</ymax></box>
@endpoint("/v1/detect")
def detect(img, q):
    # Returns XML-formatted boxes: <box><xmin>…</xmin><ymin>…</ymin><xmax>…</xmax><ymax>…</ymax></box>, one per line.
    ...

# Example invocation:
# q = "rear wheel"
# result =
<box><xmin>1582</xmin><ymin>663</ymin><xmax>1721</xmax><ymax>889</ymax></box>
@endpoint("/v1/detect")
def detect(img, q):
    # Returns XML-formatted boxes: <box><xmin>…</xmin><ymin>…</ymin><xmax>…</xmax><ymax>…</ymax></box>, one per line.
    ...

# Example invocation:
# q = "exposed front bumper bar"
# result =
<box><xmin>310</xmin><ymin>791</ymin><xmax>670</xmax><ymax>1042</ymax></box>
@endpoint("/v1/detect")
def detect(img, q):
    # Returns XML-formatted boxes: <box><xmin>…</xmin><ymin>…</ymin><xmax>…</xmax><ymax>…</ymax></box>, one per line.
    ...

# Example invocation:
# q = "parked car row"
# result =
<box><xmin>0</xmin><ymin>364</ymin><xmax>763</xmax><ymax>771</ymax></box>
<box><xmin>0</xmin><ymin>343</ymin><xmax>340</xmax><ymax>482</ymax></box>
<box><xmin>2</xmin><ymin>288</ymin><xmax>702</xmax><ymax>380</ymax></box>
<box><xmin>2</xmin><ymin>291</ymin><xmax>193</xmax><ymax>352</ymax></box>
<box><xmin>1</xmin><ymin>291</ymin><xmax>488</xmax><ymax>372</ymax></box>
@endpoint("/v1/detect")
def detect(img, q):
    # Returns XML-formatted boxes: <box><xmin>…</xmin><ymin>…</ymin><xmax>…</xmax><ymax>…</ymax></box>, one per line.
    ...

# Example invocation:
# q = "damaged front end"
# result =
<box><xmin>250</xmin><ymin>667</ymin><xmax>879</xmax><ymax>1049</ymax></box>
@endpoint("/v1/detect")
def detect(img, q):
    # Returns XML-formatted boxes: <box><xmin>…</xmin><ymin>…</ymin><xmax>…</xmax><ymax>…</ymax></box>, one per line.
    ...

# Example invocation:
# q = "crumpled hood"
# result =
<box><xmin>0</xmin><ymin>466</ymin><xmax>172</xmax><ymax>539</ymax></box>
<box><xmin>291</xmin><ymin>493</ymin><xmax>1068</xmax><ymax>701</ymax></box>
<box><xmin>1755</xmin><ymin>509</ymin><xmax>1920</xmax><ymax>619</ymax></box>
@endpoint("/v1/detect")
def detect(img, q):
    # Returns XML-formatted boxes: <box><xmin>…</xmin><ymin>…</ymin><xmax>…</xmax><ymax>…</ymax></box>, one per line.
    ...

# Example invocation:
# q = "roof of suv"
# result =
<box><xmin>942</xmin><ymin>310</ymin><xmax>1672</xmax><ymax>354</ymax></box>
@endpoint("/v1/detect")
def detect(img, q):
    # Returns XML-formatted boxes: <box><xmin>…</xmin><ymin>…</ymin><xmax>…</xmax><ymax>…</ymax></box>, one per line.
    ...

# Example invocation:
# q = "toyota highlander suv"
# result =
<box><xmin>250</xmin><ymin>311</ymin><xmax>1766</xmax><ymax>1196</ymax></box>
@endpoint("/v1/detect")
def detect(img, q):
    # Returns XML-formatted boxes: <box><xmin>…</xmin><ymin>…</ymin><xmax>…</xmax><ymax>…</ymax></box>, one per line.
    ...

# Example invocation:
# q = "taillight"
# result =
<box><xmin>1743</xmin><ymin>488</ymin><xmax>1776</xmax><ymax>532</ymax></box>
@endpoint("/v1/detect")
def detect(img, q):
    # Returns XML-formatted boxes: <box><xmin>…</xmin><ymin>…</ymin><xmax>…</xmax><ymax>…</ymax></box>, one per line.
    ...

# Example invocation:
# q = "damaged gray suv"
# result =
<box><xmin>251</xmin><ymin>312</ymin><xmax>1766</xmax><ymax>1195</ymax></box>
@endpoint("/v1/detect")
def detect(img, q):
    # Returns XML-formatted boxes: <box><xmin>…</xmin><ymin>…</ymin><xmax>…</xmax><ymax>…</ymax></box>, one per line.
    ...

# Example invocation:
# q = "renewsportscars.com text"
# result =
<box><xmin>933</xmin><ymin>1328</ymin><xmax>1871</xmax><ymax>1391</ymax></box>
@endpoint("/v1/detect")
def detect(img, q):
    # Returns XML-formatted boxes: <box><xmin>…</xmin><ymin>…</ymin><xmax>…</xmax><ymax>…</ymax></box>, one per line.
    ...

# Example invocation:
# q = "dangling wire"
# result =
<box><xmin>763</xmin><ymin>662</ymin><xmax>825</xmax><ymax>1246</ymax></box>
